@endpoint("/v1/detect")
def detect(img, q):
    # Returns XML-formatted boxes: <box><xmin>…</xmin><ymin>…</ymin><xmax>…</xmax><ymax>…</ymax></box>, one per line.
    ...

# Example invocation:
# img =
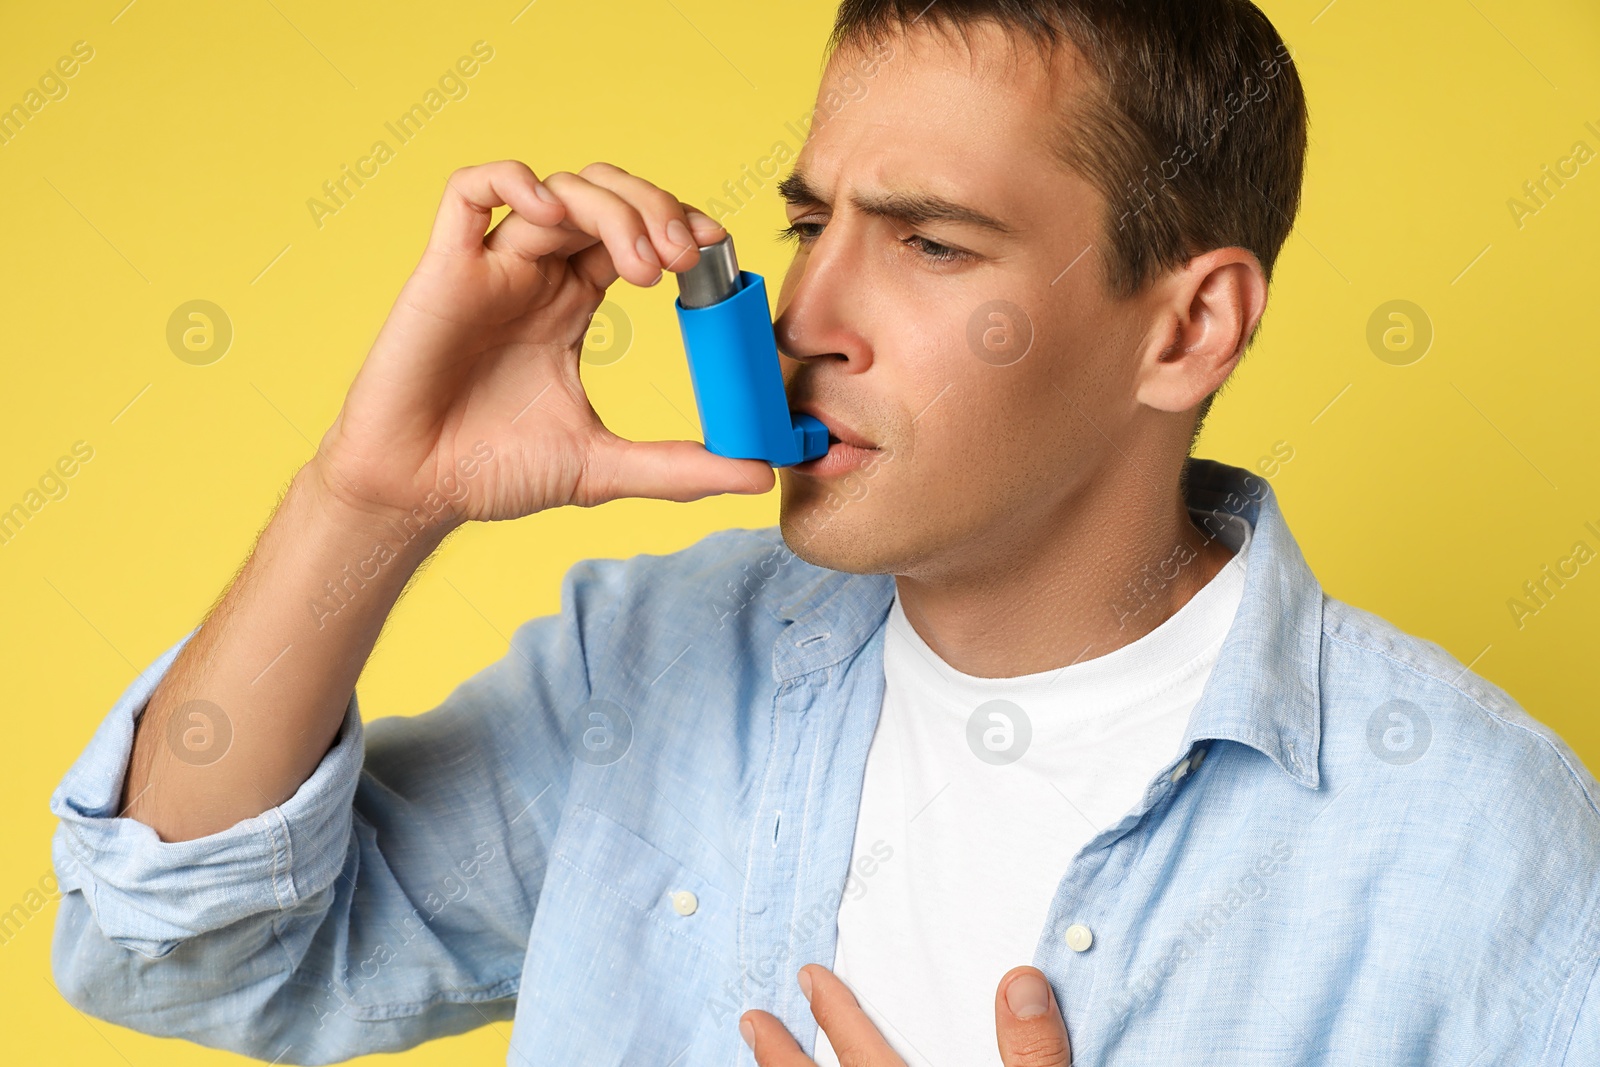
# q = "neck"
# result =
<box><xmin>892</xmin><ymin>457</ymin><xmax>1236</xmax><ymax>679</ymax></box>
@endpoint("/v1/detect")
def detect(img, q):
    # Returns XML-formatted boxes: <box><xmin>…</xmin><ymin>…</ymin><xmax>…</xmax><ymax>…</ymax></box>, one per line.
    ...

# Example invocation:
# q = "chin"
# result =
<box><xmin>776</xmin><ymin>487</ymin><xmax>895</xmax><ymax>575</ymax></box>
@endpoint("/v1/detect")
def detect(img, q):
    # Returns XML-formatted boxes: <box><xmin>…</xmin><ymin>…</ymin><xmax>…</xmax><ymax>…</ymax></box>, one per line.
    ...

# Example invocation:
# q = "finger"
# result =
<box><xmin>563</xmin><ymin>205</ymin><xmax>717</xmax><ymax>292</ymax></box>
<box><xmin>483</xmin><ymin>209</ymin><xmax>597</xmax><ymax>263</ymax></box>
<box><xmin>994</xmin><ymin>967</ymin><xmax>1072</xmax><ymax>1067</ymax></box>
<box><xmin>577</xmin><ymin>161</ymin><xmax>728</xmax><ymax>273</ymax></box>
<box><xmin>539</xmin><ymin>168</ymin><xmax>675</xmax><ymax>289</ymax></box>
<box><xmin>802</xmin><ymin>965</ymin><xmax>905</xmax><ymax>1066</ymax></box>
<box><xmin>682</xmin><ymin>203</ymin><xmax>729</xmax><ymax>245</ymax></box>
<box><xmin>740</xmin><ymin>1009</ymin><xmax>814</xmax><ymax>1067</ymax></box>
<box><xmin>583</xmin><ymin>436</ymin><xmax>776</xmax><ymax>504</ymax></box>
<box><xmin>567</xmin><ymin>239</ymin><xmax>629</xmax><ymax>294</ymax></box>
<box><xmin>428</xmin><ymin>160</ymin><xmax>566</xmax><ymax>256</ymax></box>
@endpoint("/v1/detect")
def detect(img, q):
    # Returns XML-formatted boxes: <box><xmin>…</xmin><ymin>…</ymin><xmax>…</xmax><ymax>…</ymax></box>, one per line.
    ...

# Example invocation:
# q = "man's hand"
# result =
<box><xmin>313</xmin><ymin>159</ymin><xmax>775</xmax><ymax>530</ymax></box>
<box><xmin>740</xmin><ymin>963</ymin><xmax>1072</xmax><ymax>1066</ymax></box>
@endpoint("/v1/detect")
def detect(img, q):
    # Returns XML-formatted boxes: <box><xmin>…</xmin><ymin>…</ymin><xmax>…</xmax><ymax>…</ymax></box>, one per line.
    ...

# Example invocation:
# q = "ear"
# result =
<box><xmin>1133</xmin><ymin>247</ymin><xmax>1267</xmax><ymax>413</ymax></box>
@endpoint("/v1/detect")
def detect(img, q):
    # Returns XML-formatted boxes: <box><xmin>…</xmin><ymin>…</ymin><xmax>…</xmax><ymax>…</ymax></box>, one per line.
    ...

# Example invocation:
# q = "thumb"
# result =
<box><xmin>585</xmin><ymin>437</ymin><xmax>776</xmax><ymax>503</ymax></box>
<box><xmin>995</xmin><ymin>967</ymin><xmax>1072</xmax><ymax>1067</ymax></box>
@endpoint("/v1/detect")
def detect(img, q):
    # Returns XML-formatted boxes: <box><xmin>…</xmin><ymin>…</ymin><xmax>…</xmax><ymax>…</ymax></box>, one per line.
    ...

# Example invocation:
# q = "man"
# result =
<box><xmin>48</xmin><ymin>1</ymin><xmax>1600</xmax><ymax>1065</ymax></box>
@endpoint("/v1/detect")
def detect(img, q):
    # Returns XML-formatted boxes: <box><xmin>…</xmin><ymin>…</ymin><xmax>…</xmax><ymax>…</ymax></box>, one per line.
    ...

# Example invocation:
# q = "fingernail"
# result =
<box><xmin>533</xmin><ymin>181</ymin><xmax>558</xmax><ymax>204</ymax></box>
<box><xmin>797</xmin><ymin>968</ymin><xmax>813</xmax><ymax>1002</ymax></box>
<box><xmin>739</xmin><ymin>1018</ymin><xmax>755</xmax><ymax>1050</ymax></box>
<box><xmin>687</xmin><ymin>210</ymin><xmax>724</xmax><ymax>239</ymax></box>
<box><xmin>1005</xmin><ymin>973</ymin><xmax>1051</xmax><ymax>1020</ymax></box>
<box><xmin>635</xmin><ymin>234</ymin><xmax>662</xmax><ymax>269</ymax></box>
<box><xmin>666</xmin><ymin>218</ymin><xmax>695</xmax><ymax>250</ymax></box>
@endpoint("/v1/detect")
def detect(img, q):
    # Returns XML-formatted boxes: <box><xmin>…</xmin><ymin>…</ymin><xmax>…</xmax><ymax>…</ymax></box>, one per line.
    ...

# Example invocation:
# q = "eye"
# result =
<box><xmin>775</xmin><ymin>221</ymin><xmax>824</xmax><ymax>245</ymax></box>
<box><xmin>901</xmin><ymin>234</ymin><xmax>968</xmax><ymax>263</ymax></box>
<box><xmin>775</xmin><ymin>220</ymin><xmax>972</xmax><ymax>264</ymax></box>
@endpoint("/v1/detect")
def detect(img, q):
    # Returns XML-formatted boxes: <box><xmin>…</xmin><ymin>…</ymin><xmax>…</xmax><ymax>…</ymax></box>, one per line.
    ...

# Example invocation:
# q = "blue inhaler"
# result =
<box><xmin>673</xmin><ymin>234</ymin><xmax>828</xmax><ymax>467</ymax></box>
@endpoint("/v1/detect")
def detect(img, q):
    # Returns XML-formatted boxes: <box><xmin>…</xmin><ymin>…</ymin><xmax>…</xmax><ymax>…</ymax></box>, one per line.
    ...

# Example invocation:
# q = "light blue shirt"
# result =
<box><xmin>49</xmin><ymin>458</ymin><xmax>1600</xmax><ymax>1065</ymax></box>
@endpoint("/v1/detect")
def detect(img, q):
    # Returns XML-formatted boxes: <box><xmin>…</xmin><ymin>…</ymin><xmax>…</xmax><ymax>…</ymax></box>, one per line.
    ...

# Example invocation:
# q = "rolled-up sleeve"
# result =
<box><xmin>49</xmin><ymin>556</ymin><xmax>621</xmax><ymax>1065</ymax></box>
<box><xmin>51</xmin><ymin>627</ymin><xmax>364</xmax><ymax>961</ymax></box>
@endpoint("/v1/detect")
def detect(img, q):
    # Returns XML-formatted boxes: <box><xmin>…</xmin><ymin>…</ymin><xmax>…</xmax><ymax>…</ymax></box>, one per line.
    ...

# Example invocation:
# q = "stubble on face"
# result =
<box><xmin>774</xmin><ymin>23</ymin><xmax>1128</xmax><ymax>584</ymax></box>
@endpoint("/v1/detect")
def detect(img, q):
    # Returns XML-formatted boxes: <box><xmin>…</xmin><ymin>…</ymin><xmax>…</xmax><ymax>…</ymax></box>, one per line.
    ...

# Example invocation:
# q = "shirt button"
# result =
<box><xmin>1191</xmin><ymin>745</ymin><xmax>1207</xmax><ymax>770</ymax></box>
<box><xmin>1064</xmin><ymin>923</ymin><xmax>1093</xmax><ymax>952</ymax></box>
<box><xmin>671</xmin><ymin>890</ymin><xmax>698</xmax><ymax>916</ymax></box>
<box><xmin>1169</xmin><ymin>757</ymin><xmax>1191</xmax><ymax>783</ymax></box>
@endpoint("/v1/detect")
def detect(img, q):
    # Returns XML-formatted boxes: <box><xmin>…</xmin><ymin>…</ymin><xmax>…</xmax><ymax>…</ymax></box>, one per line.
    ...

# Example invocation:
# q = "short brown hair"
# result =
<box><xmin>826</xmin><ymin>0</ymin><xmax>1308</xmax><ymax>431</ymax></box>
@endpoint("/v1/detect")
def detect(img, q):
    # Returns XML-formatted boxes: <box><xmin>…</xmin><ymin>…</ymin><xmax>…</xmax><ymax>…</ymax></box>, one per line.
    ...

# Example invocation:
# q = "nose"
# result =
<box><xmin>774</xmin><ymin>225</ymin><xmax>873</xmax><ymax>380</ymax></box>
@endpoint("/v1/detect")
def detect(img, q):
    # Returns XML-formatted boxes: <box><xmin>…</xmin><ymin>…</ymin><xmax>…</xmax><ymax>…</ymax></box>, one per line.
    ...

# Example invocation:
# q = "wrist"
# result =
<box><xmin>296</xmin><ymin>458</ymin><xmax>463</xmax><ymax>565</ymax></box>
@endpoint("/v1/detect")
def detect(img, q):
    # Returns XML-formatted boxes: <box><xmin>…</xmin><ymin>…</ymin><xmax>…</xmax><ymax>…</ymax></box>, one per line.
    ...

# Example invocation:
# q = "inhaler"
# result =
<box><xmin>672</xmin><ymin>234</ymin><xmax>829</xmax><ymax>468</ymax></box>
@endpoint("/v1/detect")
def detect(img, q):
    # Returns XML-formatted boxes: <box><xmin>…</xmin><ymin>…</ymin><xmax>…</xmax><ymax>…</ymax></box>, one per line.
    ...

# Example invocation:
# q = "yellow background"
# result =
<box><xmin>2</xmin><ymin>0</ymin><xmax>1597</xmax><ymax>1061</ymax></box>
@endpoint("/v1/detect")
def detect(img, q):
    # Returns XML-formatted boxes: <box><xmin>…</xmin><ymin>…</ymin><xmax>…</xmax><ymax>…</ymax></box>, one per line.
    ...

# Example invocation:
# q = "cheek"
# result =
<box><xmin>890</xmin><ymin>307</ymin><xmax>1044</xmax><ymax>466</ymax></box>
<box><xmin>924</xmin><ymin>355</ymin><xmax>1102</xmax><ymax>505</ymax></box>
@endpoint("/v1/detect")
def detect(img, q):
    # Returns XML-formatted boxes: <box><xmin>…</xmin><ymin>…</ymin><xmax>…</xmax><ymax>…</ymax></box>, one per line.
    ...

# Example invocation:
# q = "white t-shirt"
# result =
<box><xmin>814</xmin><ymin>511</ymin><xmax>1252</xmax><ymax>1067</ymax></box>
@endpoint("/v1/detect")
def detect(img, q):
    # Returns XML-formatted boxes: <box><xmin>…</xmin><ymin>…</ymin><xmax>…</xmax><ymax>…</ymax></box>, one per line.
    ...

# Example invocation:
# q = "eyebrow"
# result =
<box><xmin>776</xmin><ymin>168</ymin><xmax>1017</xmax><ymax>237</ymax></box>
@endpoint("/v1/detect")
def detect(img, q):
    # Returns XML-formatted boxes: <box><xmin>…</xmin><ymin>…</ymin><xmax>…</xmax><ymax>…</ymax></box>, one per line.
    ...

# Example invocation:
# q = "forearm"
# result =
<box><xmin>121</xmin><ymin>459</ymin><xmax>458</xmax><ymax>841</ymax></box>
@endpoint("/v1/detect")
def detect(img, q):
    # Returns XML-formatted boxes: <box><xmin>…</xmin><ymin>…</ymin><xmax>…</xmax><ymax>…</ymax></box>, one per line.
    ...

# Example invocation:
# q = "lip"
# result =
<box><xmin>792</xmin><ymin>404</ymin><xmax>877</xmax><ymax>449</ymax></box>
<box><xmin>789</xmin><ymin>404</ymin><xmax>882</xmax><ymax>477</ymax></box>
<box><xmin>789</xmin><ymin>439</ymin><xmax>881</xmax><ymax>477</ymax></box>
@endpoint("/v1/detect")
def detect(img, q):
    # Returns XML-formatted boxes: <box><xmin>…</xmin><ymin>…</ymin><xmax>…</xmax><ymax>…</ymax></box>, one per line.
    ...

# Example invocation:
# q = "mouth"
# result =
<box><xmin>790</xmin><ymin>404</ymin><xmax>882</xmax><ymax>476</ymax></box>
<box><xmin>794</xmin><ymin>405</ymin><xmax>878</xmax><ymax>451</ymax></box>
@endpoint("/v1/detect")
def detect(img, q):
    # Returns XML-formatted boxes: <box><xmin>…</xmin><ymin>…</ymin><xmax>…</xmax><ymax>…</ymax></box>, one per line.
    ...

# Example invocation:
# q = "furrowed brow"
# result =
<box><xmin>777</xmin><ymin>168</ymin><xmax>1016</xmax><ymax>236</ymax></box>
<box><xmin>776</xmin><ymin>169</ymin><xmax>821</xmax><ymax>208</ymax></box>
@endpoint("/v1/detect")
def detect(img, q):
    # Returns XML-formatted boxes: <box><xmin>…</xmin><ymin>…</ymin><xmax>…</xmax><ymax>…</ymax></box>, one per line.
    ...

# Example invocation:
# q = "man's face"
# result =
<box><xmin>775</xmin><ymin>22</ymin><xmax>1152</xmax><ymax>580</ymax></box>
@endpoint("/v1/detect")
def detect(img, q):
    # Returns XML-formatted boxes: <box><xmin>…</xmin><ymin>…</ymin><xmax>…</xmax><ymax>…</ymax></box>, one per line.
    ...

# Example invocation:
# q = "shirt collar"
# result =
<box><xmin>768</xmin><ymin>456</ymin><xmax>1323</xmax><ymax>789</ymax></box>
<box><xmin>1180</xmin><ymin>458</ymin><xmax>1323</xmax><ymax>790</ymax></box>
